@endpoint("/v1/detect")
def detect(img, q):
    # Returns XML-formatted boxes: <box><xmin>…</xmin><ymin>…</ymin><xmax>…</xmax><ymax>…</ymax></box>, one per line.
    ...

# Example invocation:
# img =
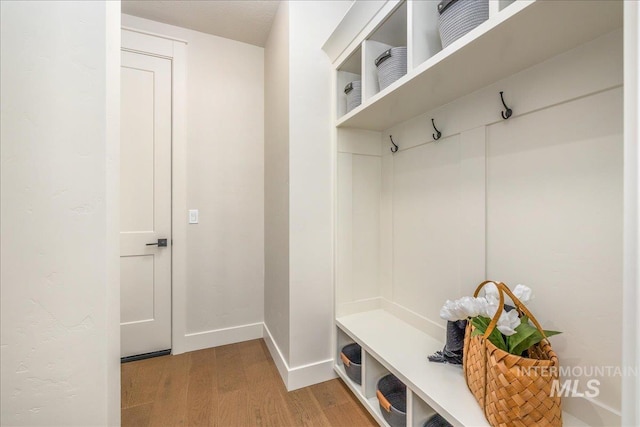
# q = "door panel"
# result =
<box><xmin>120</xmin><ymin>255</ymin><xmax>155</xmax><ymax>324</ymax></box>
<box><xmin>120</xmin><ymin>50</ymin><xmax>172</xmax><ymax>358</ymax></box>
<box><xmin>121</xmin><ymin>66</ymin><xmax>155</xmax><ymax>233</ymax></box>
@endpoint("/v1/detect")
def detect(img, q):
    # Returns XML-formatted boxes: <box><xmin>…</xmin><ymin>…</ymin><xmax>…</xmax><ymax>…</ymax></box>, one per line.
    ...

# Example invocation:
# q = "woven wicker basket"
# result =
<box><xmin>463</xmin><ymin>281</ymin><xmax>562</xmax><ymax>427</ymax></box>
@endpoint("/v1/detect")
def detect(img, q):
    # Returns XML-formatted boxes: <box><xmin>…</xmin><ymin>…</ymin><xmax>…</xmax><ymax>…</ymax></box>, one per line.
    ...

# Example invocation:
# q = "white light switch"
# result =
<box><xmin>189</xmin><ymin>209</ymin><xmax>199</xmax><ymax>224</ymax></box>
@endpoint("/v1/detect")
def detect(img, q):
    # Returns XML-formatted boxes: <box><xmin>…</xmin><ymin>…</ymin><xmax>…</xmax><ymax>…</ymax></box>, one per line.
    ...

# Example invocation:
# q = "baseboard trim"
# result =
<box><xmin>180</xmin><ymin>322</ymin><xmax>264</xmax><ymax>354</ymax></box>
<box><xmin>288</xmin><ymin>358</ymin><xmax>336</xmax><ymax>391</ymax></box>
<box><xmin>263</xmin><ymin>323</ymin><xmax>336</xmax><ymax>391</ymax></box>
<box><xmin>262</xmin><ymin>323</ymin><xmax>290</xmax><ymax>387</ymax></box>
<box><xmin>381</xmin><ymin>298</ymin><xmax>446</xmax><ymax>341</ymax></box>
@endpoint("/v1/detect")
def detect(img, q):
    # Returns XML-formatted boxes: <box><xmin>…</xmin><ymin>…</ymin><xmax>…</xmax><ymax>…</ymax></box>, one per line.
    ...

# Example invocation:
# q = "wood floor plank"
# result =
<box><xmin>281</xmin><ymin>387</ymin><xmax>333</xmax><ymax>427</ymax></box>
<box><xmin>236</xmin><ymin>339</ymin><xmax>269</xmax><ymax>365</ymax></box>
<box><xmin>215</xmin><ymin>343</ymin><xmax>249</xmax><ymax>394</ymax></box>
<box><xmin>121</xmin><ymin>339</ymin><xmax>377</xmax><ymax>427</ymax></box>
<box><xmin>122</xmin><ymin>403</ymin><xmax>153</xmax><ymax>427</ymax></box>
<box><xmin>246</xmin><ymin>380</ymin><xmax>296</xmax><ymax>427</ymax></box>
<box><xmin>186</xmin><ymin>348</ymin><xmax>217</xmax><ymax>427</ymax></box>
<box><xmin>122</xmin><ymin>356</ymin><xmax>169</xmax><ymax>408</ymax></box>
<box><xmin>243</xmin><ymin>359</ymin><xmax>279</xmax><ymax>385</ymax></box>
<box><xmin>309</xmin><ymin>378</ymin><xmax>353</xmax><ymax>409</ymax></box>
<box><xmin>323</xmin><ymin>401</ymin><xmax>378</xmax><ymax>427</ymax></box>
<box><xmin>217</xmin><ymin>389</ymin><xmax>250</xmax><ymax>427</ymax></box>
<box><xmin>148</xmin><ymin>353</ymin><xmax>190</xmax><ymax>427</ymax></box>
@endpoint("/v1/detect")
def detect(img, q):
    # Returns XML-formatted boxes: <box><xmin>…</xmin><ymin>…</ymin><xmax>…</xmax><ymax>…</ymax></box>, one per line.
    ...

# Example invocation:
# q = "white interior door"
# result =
<box><xmin>120</xmin><ymin>50</ymin><xmax>172</xmax><ymax>358</ymax></box>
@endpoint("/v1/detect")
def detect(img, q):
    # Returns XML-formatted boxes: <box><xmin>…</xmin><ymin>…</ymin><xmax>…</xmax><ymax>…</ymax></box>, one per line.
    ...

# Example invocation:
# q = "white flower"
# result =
<box><xmin>512</xmin><ymin>284</ymin><xmax>534</xmax><ymax>303</ymax></box>
<box><xmin>479</xmin><ymin>296</ymin><xmax>499</xmax><ymax>319</ymax></box>
<box><xmin>458</xmin><ymin>296</ymin><xmax>483</xmax><ymax>318</ymax></box>
<box><xmin>484</xmin><ymin>282</ymin><xmax>534</xmax><ymax>305</ymax></box>
<box><xmin>496</xmin><ymin>309</ymin><xmax>521</xmax><ymax>336</ymax></box>
<box><xmin>484</xmin><ymin>282</ymin><xmax>499</xmax><ymax>300</ymax></box>
<box><xmin>440</xmin><ymin>296</ymin><xmax>487</xmax><ymax>321</ymax></box>
<box><xmin>440</xmin><ymin>299</ymin><xmax>466</xmax><ymax>321</ymax></box>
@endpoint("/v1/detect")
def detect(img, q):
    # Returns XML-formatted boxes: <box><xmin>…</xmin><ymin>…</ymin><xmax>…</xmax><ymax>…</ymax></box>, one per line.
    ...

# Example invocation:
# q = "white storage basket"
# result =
<box><xmin>375</xmin><ymin>47</ymin><xmax>407</xmax><ymax>91</ymax></box>
<box><xmin>344</xmin><ymin>81</ymin><xmax>362</xmax><ymax>114</ymax></box>
<box><xmin>438</xmin><ymin>0</ymin><xmax>489</xmax><ymax>48</ymax></box>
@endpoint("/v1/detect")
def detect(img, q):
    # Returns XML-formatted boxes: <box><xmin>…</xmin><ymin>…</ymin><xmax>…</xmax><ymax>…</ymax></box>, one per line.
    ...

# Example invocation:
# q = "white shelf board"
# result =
<box><xmin>336</xmin><ymin>309</ymin><xmax>589</xmax><ymax>427</ymax></box>
<box><xmin>336</xmin><ymin>0</ymin><xmax>622</xmax><ymax>131</ymax></box>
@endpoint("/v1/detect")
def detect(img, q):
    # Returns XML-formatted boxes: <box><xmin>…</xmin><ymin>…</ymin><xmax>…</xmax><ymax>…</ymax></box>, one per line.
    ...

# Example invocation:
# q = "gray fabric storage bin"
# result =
<box><xmin>438</xmin><ymin>0</ymin><xmax>489</xmax><ymax>48</ymax></box>
<box><xmin>375</xmin><ymin>47</ymin><xmax>407</xmax><ymax>91</ymax></box>
<box><xmin>377</xmin><ymin>374</ymin><xmax>407</xmax><ymax>427</ymax></box>
<box><xmin>424</xmin><ymin>413</ymin><xmax>453</xmax><ymax>427</ymax></box>
<box><xmin>339</xmin><ymin>343</ymin><xmax>362</xmax><ymax>385</ymax></box>
<box><xmin>344</xmin><ymin>81</ymin><xmax>362</xmax><ymax>114</ymax></box>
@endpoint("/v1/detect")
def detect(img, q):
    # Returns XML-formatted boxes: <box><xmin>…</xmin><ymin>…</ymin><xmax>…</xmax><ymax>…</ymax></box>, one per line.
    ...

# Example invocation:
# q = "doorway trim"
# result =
<box><xmin>121</xmin><ymin>28</ymin><xmax>189</xmax><ymax>355</ymax></box>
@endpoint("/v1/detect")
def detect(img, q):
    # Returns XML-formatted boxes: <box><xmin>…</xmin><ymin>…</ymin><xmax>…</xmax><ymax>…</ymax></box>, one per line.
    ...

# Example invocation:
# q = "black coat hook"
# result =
<box><xmin>389</xmin><ymin>135</ymin><xmax>398</xmax><ymax>153</ymax></box>
<box><xmin>500</xmin><ymin>91</ymin><xmax>513</xmax><ymax>120</ymax></box>
<box><xmin>432</xmin><ymin>118</ymin><xmax>442</xmax><ymax>141</ymax></box>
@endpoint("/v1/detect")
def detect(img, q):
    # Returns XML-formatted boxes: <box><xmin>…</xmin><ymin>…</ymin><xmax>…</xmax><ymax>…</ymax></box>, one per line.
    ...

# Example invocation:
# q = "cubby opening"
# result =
<box><xmin>335</xmin><ymin>326</ymin><xmax>366</xmax><ymax>398</ymax></box>
<box><xmin>408</xmin><ymin>0</ymin><xmax>442</xmax><ymax>69</ymax></box>
<box><xmin>363</xmin><ymin>2</ymin><xmax>408</xmax><ymax>100</ymax></box>
<box><xmin>489</xmin><ymin>0</ymin><xmax>517</xmax><ymax>19</ymax></box>
<box><xmin>498</xmin><ymin>0</ymin><xmax>516</xmax><ymax>12</ymax></box>
<box><xmin>337</xmin><ymin>46</ymin><xmax>362</xmax><ymax>118</ymax></box>
<box><xmin>363</xmin><ymin>352</ymin><xmax>393</xmax><ymax>427</ymax></box>
<box><xmin>409</xmin><ymin>392</ymin><xmax>437</xmax><ymax>427</ymax></box>
<box><xmin>363</xmin><ymin>351</ymin><xmax>389</xmax><ymax>400</ymax></box>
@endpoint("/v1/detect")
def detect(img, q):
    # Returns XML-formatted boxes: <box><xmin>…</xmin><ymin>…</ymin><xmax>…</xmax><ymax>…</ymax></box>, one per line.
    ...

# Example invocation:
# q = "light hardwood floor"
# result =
<box><xmin>121</xmin><ymin>339</ymin><xmax>377</xmax><ymax>427</ymax></box>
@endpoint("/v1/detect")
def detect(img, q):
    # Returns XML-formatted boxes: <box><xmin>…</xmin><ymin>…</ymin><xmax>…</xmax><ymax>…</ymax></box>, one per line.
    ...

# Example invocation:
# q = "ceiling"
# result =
<box><xmin>121</xmin><ymin>0</ymin><xmax>281</xmax><ymax>47</ymax></box>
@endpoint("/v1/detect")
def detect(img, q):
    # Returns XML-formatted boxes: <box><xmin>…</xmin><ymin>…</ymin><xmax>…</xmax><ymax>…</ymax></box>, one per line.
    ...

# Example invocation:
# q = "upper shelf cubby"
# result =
<box><xmin>363</xmin><ymin>2</ymin><xmax>408</xmax><ymax>101</ymax></box>
<box><xmin>337</xmin><ymin>47</ymin><xmax>362</xmax><ymax>118</ymax></box>
<box><xmin>328</xmin><ymin>0</ymin><xmax>623</xmax><ymax>131</ymax></box>
<box><xmin>408</xmin><ymin>0</ymin><xmax>442</xmax><ymax>70</ymax></box>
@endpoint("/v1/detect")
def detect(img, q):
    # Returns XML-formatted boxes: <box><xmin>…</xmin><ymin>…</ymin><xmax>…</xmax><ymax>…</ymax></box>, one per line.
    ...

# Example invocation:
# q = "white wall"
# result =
<box><xmin>264</xmin><ymin>0</ymin><xmax>291</xmax><ymax>367</ymax></box>
<box><xmin>1</xmin><ymin>1</ymin><xmax>121</xmax><ymax>425</ymax></box>
<box><xmin>263</xmin><ymin>0</ymin><xmax>351</xmax><ymax>389</ymax></box>
<box><xmin>121</xmin><ymin>15</ymin><xmax>265</xmax><ymax>351</ymax></box>
<box><xmin>288</xmin><ymin>0</ymin><xmax>352</xmax><ymax>370</ymax></box>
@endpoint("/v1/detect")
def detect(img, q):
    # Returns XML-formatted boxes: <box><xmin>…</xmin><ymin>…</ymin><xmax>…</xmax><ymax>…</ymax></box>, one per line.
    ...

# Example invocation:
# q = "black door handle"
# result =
<box><xmin>146</xmin><ymin>238</ymin><xmax>168</xmax><ymax>247</ymax></box>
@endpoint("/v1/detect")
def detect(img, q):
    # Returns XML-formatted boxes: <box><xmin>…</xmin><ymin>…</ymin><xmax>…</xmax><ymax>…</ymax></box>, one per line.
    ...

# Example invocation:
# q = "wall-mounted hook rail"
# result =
<box><xmin>432</xmin><ymin>119</ymin><xmax>442</xmax><ymax>141</ymax></box>
<box><xmin>390</xmin><ymin>135</ymin><xmax>398</xmax><ymax>153</ymax></box>
<box><xmin>500</xmin><ymin>91</ymin><xmax>513</xmax><ymax>120</ymax></box>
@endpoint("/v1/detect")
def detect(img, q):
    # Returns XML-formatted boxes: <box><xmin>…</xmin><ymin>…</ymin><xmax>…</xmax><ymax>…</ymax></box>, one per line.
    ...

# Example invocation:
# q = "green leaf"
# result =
<box><xmin>507</xmin><ymin>316</ymin><xmax>539</xmax><ymax>354</ymax></box>
<box><xmin>488</xmin><ymin>326</ymin><xmax>507</xmax><ymax>351</ymax></box>
<box><xmin>472</xmin><ymin>314</ymin><xmax>562</xmax><ymax>356</ymax></box>
<box><xmin>471</xmin><ymin>316</ymin><xmax>490</xmax><ymax>334</ymax></box>
<box><xmin>510</xmin><ymin>327</ymin><xmax>562</xmax><ymax>356</ymax></box>
<box><xmin>471</xmin><ymin>316</ymin><xmax>507</xmax><ymax>351</ymax></box>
